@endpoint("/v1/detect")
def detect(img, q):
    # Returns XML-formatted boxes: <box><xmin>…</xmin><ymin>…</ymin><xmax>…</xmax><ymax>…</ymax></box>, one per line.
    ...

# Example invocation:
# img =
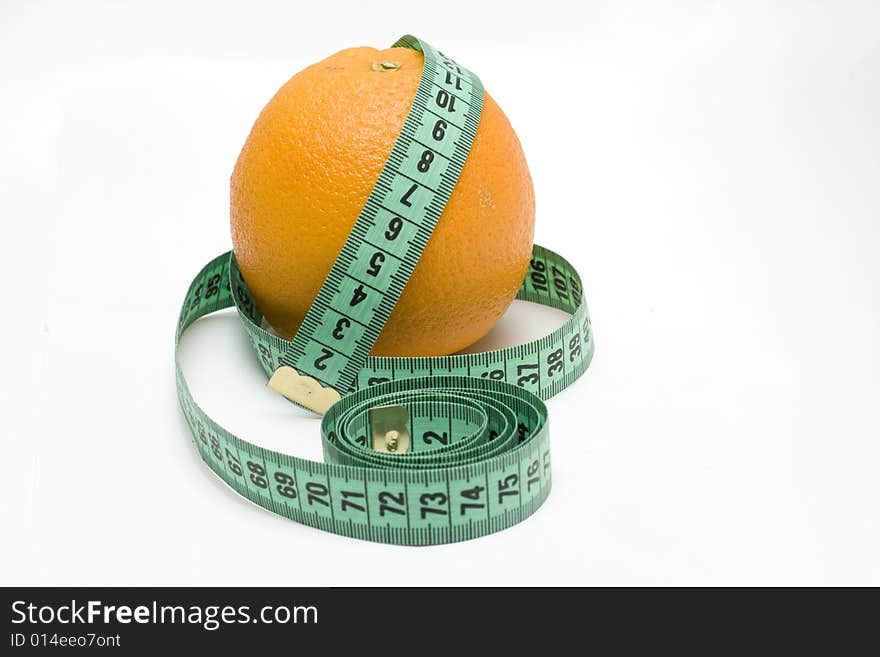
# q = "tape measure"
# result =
<box><xmin>174</xmin><ymin>36</ymin><xmax>594</xmax><ymax>545</ymax></box>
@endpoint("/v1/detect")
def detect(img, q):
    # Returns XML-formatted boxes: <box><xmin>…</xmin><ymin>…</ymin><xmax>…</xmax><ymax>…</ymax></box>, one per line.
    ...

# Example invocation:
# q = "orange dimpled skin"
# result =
<box><xmin>230</xmin><ymin>45</ymin><xmax>535</xmax><ymax>357</ymax></box>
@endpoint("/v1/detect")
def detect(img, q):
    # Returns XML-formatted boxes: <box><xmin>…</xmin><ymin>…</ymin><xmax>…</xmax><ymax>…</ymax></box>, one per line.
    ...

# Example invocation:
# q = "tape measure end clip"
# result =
<box><xmin>369</xmin><ymin>404</ymin><xmax>410</xmax><ymax>454</ymax></box>
<box><xmin>266</xmin><ymin>366</ymin><xmax>341</xmax><ymax>415</ymax></box>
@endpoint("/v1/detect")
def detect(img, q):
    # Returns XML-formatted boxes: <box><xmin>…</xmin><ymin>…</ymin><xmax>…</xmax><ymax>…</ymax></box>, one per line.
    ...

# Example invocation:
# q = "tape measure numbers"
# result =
<box><xmin>174</xmin><ymin>36</ymin><xmax>594</xmax><ymax>545</ymax></box>
<box><xmin>281</xmin><ymin>35</ymin><xmax>484</xmax><ymax>395</ymax></box>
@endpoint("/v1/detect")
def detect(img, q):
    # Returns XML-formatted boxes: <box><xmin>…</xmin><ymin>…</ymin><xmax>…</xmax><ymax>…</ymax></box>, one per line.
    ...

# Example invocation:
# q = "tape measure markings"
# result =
<box><xmin>278</xmin><ymin>37</ymin><xmax>484</xmax><ymax>394</ymax></box>
<box><xmin>175</xmin><ymin>35</ymin><xmax>594</xmax><ymax>545</ymax></box>
<box><xmin>355</xmin><ymin>246</ymin><xmax>591</xmax><ymax>401</ymax></box>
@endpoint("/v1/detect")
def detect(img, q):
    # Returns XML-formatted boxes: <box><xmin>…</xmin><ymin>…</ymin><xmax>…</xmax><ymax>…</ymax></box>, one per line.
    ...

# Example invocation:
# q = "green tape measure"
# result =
<box><xmin>174</xmin><ymin>36</ymin><xmax>594</xmax><ymax>545</ymax></box>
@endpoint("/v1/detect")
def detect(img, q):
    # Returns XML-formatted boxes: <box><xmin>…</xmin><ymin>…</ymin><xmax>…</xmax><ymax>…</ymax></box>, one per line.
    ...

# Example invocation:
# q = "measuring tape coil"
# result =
<box><xmin>175</xmin><ymin>36</ymin><xmax>594</xmax><ymax>545</ymax></box>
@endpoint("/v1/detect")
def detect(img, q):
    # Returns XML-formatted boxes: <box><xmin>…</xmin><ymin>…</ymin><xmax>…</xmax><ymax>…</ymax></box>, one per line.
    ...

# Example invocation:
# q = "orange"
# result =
<box><xmin>230</xmin><ymin>44</ymin><xmax>535</xmax><ymax>357</ymax></box>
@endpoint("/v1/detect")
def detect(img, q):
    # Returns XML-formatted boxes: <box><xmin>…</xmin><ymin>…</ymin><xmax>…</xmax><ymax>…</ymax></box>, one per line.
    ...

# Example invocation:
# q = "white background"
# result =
<box><xmin>2</xmin><ymin>1</ymin><xmax>878</xmax><ymax>586</ymax></box>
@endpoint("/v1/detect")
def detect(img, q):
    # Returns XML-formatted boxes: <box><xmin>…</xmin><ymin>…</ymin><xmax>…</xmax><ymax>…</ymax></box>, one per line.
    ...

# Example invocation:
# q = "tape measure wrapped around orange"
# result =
<box><xmin>175</xmin><ymin>36</ymin><xmax>594</xmax><ymax>545</ymax></box>
<box><xmin>231</xmin><ymin>44</ymin><xmax>535</xmax><ymax>357</ymax></box>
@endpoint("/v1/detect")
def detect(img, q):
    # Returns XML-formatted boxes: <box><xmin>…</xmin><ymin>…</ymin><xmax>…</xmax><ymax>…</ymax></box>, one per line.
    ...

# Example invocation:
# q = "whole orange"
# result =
<box><xmin>230</xmin><ymin>45</ymin><xmax>535</xmax><ymax>357</ymax></box>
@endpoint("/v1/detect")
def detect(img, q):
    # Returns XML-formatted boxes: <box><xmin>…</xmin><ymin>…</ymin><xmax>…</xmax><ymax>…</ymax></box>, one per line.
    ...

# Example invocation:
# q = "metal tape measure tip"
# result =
<box><xmin>266</xmin><ymin>366</ymin><xmax>341</xmax><ymax>415</ymax></box>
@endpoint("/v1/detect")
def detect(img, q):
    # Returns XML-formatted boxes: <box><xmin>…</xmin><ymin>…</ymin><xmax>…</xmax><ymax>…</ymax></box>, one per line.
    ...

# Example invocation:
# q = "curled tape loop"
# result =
<box><xmin>174</xmin><ymin>35</ymin><xmax>594</xmax><ymax>544</ymax></box>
